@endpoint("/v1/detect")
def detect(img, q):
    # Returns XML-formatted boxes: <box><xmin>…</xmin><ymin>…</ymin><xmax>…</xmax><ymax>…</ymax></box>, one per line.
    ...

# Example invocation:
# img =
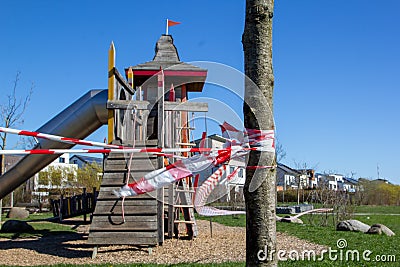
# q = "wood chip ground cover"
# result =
<box><xmin>0</xmin><ymin>220</ymin><xmax>327</xmax><ymax>266</ymax></box>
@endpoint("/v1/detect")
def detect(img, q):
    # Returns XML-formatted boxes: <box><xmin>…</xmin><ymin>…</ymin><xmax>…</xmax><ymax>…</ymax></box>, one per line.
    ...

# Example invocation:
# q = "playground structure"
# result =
<box><xmin>87</xmin><ymin>34</ymin><xmax>209</xmax><ymax>252</ymax></box>
<box><xmin>0</xmin><ymin>34</ymin><xmax>209</xmax><ymax>252</ymax></box>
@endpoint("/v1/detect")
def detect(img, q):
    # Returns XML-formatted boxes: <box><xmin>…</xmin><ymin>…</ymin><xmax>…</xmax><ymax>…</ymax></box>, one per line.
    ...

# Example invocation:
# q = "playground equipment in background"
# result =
<box><xmin>50</xmin><ymin>188</ymin><xmax>98</xmax><ymax>222</ymax></box>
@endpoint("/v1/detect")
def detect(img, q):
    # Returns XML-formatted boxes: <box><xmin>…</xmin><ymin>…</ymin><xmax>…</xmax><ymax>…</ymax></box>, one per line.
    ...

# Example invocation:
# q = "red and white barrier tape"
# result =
<box><xmin>0</xmin><ymin>146</ymin><xmax>262</xmax><ymax>155</ymax></box>
<box><xmin>194</xmin><ymin>165</ymin><xmax>245</xmax><ymax>216</ymax></box>
<box><xmin>0</xmin><ymin>124</ymin><xmax>275</xmax><ymax>154</ymax></box>
<box><xmin>0</xmin><ymin>126</ymin><xmax>124</xmax><ymax>149</ymax></box>
<box><xmin>114</xmin><ymin>149</ymin><xmax>232</xmax><ymax>197</ymax></box>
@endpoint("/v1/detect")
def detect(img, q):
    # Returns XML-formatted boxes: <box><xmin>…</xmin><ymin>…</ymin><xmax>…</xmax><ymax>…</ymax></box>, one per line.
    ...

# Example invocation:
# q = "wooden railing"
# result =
<box><xmin>50</xmin><ymin>188</ymin><xmax>98</xmax><ymax>222</ymax></box>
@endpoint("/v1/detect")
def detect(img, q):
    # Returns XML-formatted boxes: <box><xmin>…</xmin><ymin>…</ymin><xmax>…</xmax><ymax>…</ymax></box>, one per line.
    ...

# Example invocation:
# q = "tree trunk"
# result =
<box><xmin>242</xmin><ymin>0</ymin><xmax>276</xmax><ymax>266</ymax></box>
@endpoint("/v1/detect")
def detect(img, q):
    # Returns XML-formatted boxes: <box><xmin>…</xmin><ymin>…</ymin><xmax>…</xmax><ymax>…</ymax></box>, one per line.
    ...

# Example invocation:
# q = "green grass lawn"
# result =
<box><xmin>354</xmin><ymin>205</ymin><xmax>400</xmax><ymax>214</ymax></box>
<box><xmin>1</xmin><ymin>208</ymin><xmax>399</xmax><ymax>266</ymax></box>
<box><xmin>199</xmin><ymin>211</ymin><xmax>399</xmax><ymax>267</ymax></box>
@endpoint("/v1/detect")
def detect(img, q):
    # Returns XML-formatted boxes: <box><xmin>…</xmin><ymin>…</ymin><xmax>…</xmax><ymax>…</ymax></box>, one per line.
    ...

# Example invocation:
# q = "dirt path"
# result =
<box><xmin>0</xmin><ymin>220</ymin><xmax>326</xmax><ymax>266</ymax></box>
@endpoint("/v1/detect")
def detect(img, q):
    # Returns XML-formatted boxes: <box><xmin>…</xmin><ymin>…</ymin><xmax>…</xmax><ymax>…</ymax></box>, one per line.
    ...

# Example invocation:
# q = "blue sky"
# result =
<box><xmin>1</xmin><ymin>1</ymin><xmax>399</xmax><ymax>184</ymax></box>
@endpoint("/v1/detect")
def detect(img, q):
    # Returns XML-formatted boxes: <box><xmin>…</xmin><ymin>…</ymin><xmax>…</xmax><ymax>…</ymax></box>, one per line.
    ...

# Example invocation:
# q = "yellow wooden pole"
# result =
<box><xmin>108</xmin><ymin>42</ymin><xmax>115</xmax><ymax>143</ymax></box>
<box><xmin>127</xmin><ymin>66</ymin><xmax>134</xmax><ymax>87</ymax></box>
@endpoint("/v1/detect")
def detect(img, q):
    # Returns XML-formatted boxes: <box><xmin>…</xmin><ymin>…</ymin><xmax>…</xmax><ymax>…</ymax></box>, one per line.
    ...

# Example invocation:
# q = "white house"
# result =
<box><xmin>276</xmin><ymin>163</ymin><xmax>301</xmax><ymax>191</ymax></box>
<box><xmin>31</xmin><ymin>153</ymin><xmax>78</xmax><ymax>198</ymax></box>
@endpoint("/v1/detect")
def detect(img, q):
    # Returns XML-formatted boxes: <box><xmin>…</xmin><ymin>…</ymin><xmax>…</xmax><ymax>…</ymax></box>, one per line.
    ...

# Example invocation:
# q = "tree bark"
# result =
<box><xmin>242</xmin><ymin>0</ymin><xmax>277</xmax><ymax>266</ymax></box>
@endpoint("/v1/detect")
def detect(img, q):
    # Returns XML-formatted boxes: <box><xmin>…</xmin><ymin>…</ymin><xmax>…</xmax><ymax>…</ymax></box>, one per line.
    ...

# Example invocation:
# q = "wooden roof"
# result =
<box><xmin>126</xmin><ymin>35</ymin><xmax>207</xmax><ymax>92</ymax></box>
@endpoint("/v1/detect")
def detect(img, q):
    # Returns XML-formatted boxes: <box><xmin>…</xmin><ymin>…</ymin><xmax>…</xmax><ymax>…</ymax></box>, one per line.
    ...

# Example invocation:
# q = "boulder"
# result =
<box><xmin>336</xmin><ymin>219</ymin><xmax>370</xmax><ymax>233</ymax></box>
<box><xmin>367</xmin><ymin>224</ymin><xmax>395</xmax><ymax>236</ymax></box>
<box><xmin>6</xmin><ymin>207</ymin><xmax>29</xmax><ymax>219</ymax></box>
<box><xmin>1</xmin><ymin>220</ymin><xmax>34</xmax><ymax>233</ymax></box>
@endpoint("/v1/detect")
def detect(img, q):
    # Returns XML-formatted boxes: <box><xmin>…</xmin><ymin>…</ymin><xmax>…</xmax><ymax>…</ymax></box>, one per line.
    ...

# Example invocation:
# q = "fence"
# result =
<box><xmin>50</xmin><ymin>188</ymin><xmax>98</xmax><ymax>222</ymax></box>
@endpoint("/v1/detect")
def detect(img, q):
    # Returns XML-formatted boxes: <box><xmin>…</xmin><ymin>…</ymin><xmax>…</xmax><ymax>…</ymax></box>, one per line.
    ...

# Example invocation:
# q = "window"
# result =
<box><xmin>59</xmin><ymin>157</ymin><xmax>65</xmax><ymax>163</ymax></box>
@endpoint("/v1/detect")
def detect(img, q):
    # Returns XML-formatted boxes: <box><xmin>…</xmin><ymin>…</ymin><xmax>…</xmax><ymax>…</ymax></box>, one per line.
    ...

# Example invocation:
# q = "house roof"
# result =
<box><xmin>70</xmin><ymin>155</ymin><xmax>102</xmax><ymax>165</ymax></box>
<box><xmin>343</xmin><ymin>177</ymin><xmax>358</xmax><ymax>184</ymax></box>
<box><xmin>277</xmin><ymin>163</ymin><xmax>302</xmax><ymax>176</ymax></box>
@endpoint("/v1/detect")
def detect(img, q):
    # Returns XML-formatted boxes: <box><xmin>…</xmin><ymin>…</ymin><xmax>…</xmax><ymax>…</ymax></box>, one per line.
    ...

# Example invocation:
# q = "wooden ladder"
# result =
<box><xmin>173</xmin><ymin>178</ymin><xmax>198</xmax><ymax>239</ymax></box>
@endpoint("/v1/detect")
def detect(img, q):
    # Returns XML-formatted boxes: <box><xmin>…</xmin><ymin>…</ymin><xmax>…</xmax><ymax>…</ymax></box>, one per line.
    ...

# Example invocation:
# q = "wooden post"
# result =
<box><xmin>168</xmin><ymin>184</ymin><xmax>174</xmax><ymax>238</ymax></box>
<box><xmin>83</xmin><ymin>187</ymin><xmax>87</xmax><ymax>222</ymax></box>
<box><xmin>157</xmin><ymin>68</ymin><xmax>165</xmax><ymax>244</ymax></box>
<box><xmin>181</xmin><ymin>84</ymin><xmax>188</xmax><ymax>157</ymax></box>
<box><xmin>59</xmin><ymin>195</ymin><xmax>63</xmax><ymax>222</ymax></box>
<box><xmin>107</xmin><ymin>42</ymin><xmax>116</xmax><ymax>143</ymax></box>
<box><xmin>0</xmin><ymin>199</ymin><xmax>2</xmax><ymax>226</ymax></box>
<box><xmin>209</xmin><ymin>217</ymin><xmax>213</xmax><ymax>238</ymax></box>
<box><xmin>127</xmin><ymin>67</ymin><xmax>134</xmax><ymax>88</ymax></box>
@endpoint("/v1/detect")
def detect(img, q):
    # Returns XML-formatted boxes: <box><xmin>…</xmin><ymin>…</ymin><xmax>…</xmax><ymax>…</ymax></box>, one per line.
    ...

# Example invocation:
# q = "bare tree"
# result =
<box><xmin>0</xmin><ymin>72</ymin><xmax>33</xmax><ymax>175</ymax></box>
<box><xmin>242</xmin><ymin>0</ymin><xmax>276</xmax><ymax>266</ymax></box>
<box><xmin>275</xmin><ymin>140</ymin><xmax>286</xmax><ymax>163</ymax></box>
<box><xmin>0</xmin><ymin>72</ymin><xmax>33</xmax><ymax>218</ymax></box>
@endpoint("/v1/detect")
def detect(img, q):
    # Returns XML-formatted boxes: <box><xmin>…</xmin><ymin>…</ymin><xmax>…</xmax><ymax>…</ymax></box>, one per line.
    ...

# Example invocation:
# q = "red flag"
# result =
<box><xmin>168</xmin><ymin>20</ymin><xmax>181</xmax><ymax>27</ymax></box>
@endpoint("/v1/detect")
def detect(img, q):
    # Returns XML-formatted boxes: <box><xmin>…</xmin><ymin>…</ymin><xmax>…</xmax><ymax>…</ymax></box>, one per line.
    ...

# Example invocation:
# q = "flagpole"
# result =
<box><xmin>166</xmin><ymin>19</ymin><xmax>169</xmax><ymax>35</ymax></box>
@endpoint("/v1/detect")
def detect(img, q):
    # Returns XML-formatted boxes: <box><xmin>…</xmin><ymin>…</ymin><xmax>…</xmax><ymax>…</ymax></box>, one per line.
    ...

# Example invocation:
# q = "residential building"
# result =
<box><xmin>276</xmin><ymin>163</ymin><xmax>301</xmax><ymax>191</ymax></box>
<box><xmin>343</xmin><ymin>177</ymin><xmax>358</xmax><ymax>192</ymax></box>
<box><xmin>70</xmin><ymin>155</ymin><xmax>103</xmax><ymax>168</ymax></box>
<box><xmin>30</xmin><ymin>153</ymin><xmax>78</xmax><ymax>199</ymax></box>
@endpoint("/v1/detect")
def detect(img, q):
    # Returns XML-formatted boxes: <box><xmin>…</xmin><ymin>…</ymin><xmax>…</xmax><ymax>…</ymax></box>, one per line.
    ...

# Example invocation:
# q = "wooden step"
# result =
<box><xmin>87</xmin><ymin>231</ymin><xmax>158</xmax><ymax>245</ymax></box>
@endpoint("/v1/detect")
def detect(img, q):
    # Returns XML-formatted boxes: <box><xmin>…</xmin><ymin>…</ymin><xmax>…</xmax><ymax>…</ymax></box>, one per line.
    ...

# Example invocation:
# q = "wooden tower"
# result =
<box><xmin>87</xmin><ymin>35</ymin><xmax>208</xmax><ymax>254</ymax></box>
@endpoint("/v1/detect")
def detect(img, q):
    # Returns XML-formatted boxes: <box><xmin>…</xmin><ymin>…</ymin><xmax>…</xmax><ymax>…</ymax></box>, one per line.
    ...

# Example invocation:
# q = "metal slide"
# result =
<box><xmin>0</xmin><ymin>90</ymin><xmax>108</xmax><ymax>199</ymax></box>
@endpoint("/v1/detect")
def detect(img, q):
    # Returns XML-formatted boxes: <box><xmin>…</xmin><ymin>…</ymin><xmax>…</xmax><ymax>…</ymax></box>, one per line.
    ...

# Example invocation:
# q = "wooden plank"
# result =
<box><xmin>87</xmin><ymin>235</ymin><xmax>157</xmax><ymax>245</ymax></box>
<box><xmin>108</xmin><ymin>100</ymin><xmax>208</xmax><ymax>112</ymax></box>
<box><xmin>107</xmin><ymin>100</ymin><xmax>150</xmax><ymax>110</ymax></box>
<box><xmin>95</xmin><ymin>199</ymin><xmax>157</xmax><ymax>207</ymax></box>
<box><xmin>90</xmin><ymin>226</ymin><xmax>157</xmax><ymax>232</ymax></box>
<box><xmin>106</xmin><ymin>153</ymin><xmax>157</xmax><ymax>160</ymax></box>
<box><xmin>94</xmin><ymin>204</ymin><xmax>157</xmax><ymax>215</ymax></box>
<box><xmin>90</xmin><ymin>221</ymin><xmax>157</xmax><ymax>231</ymax></box>
<box><xmin>105</xmin><ymin>159</ymin><xmax>157</xmax><ymax>168</ymax></box>
<box><xmin>113</xmin><ymin>67</ymin><xmax>135</xmax><ymax>95</ymax></box>
<box><xmin>101</xmin><ymin>173</ymin><xmax>152</xmax><ymax>186</ymax></box>
<box><xmin>100</xmin><ymin>186</ymin><xmax>155</xmax><ymax>197</ymax></box>
<box><xmin>164</xmin><ymin>101</ymin><xmax>208</xmax><ymax>112</ymax></box>
<box><xmin>91</xmin><ymin>215</ymin><xmax>157</xmax><ymax>222</ymax></box>
<box><xmin>97</xmin><ymin>188</ymin><xmax>156</xmax><ymax>199</ymax></box>
<box><xmin>103</xmin><ymin>157</ymin><xmax>154</xmax><ymax>164</ymax></box>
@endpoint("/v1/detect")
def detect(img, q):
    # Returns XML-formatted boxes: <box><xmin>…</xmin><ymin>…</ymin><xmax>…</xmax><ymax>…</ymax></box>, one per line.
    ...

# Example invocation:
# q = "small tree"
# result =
<box><xmin>76</xmin><ymin>162</ymin><xmax>102</xmax><ymax>192</ymax></box>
